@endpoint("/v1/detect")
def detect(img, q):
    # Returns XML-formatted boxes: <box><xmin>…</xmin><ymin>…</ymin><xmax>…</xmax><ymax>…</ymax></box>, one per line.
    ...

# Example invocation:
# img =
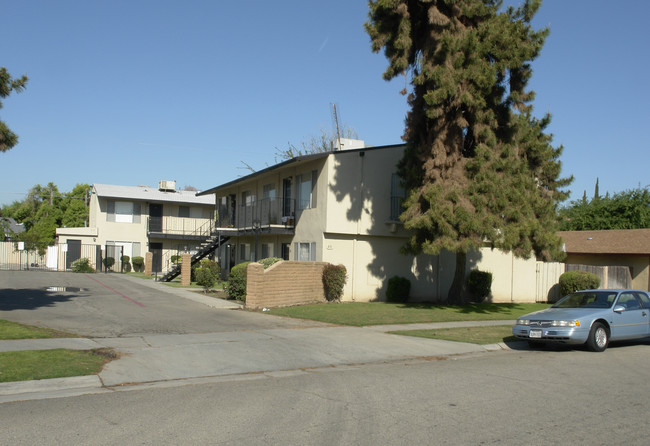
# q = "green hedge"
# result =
<box><xmin>227</xmin><ymin>262</ymin><xmax>251</xmax><ymax>301</ymax></box>
<box><xmin>386</xmin><ymin>276</ymin><xmax>411</xmax><ymax>303</ymax></box>
<box><xmin>467</xmin><ymin>270</ymin><xmax>493</xmax><ymax>302</ymax></box>
<box><xmin>71</xmin><ymin>257</ymin><xmax>95</xmax><ymax>273</ymax></box>
<box><xmin>322</xmin><ymin>264</ymin><xmax>347</xmax><ymax>302</ymax></box>
<box><xmin>132</xmin><ymin>256</ymin><xmax>144</xmax><ymax>272</ymax></box>
<box><xmin>559</xmin><ymin>270</ymin><xmax>601</xmax><ymax>296</ymax></box>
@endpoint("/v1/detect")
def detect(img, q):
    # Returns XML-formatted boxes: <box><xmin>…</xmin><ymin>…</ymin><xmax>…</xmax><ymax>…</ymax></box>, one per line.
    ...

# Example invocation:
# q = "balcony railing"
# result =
<box><xmin>217</xmin><ymin>197</ymin><xmax>295</xmax><ymax>230</ymax></box>
<box><xmin>148</xmin><ymin>216</ymin><xmax>215</xmax><ymax>238</ymax></box>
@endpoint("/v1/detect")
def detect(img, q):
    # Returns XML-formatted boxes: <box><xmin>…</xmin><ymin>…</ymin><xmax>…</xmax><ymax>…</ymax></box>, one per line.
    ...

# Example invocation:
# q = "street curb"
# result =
<box><xmin>0</xmin><ymin>375</ymin><xmax>102</xmax><ymax>396</ymax></box>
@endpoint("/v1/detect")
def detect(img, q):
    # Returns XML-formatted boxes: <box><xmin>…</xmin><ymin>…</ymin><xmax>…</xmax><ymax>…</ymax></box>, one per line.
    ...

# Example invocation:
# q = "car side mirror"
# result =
<box><xmin>613</xmin><ymin>305</ymin><xmax>626</xmax><ymax>313</ymax></box>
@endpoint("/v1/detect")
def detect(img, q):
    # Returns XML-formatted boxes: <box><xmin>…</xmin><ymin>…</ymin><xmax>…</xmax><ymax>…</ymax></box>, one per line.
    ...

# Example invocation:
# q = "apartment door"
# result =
<box><xmin>66</xmin><ymin>239</ymin><xmax>81</xmax><ymax>269</ymax></box>
<box><xmin>149</xmin><ymin>203</ymin><xmax>163</xmax><ymax>232</ymax></box>
<box><xmin>150</xmin><ymin>242</ymin><xmax>162</xmax><ymax>273</ymax></box>
<box><xmin>282</xmin><ymin>178</ymin><xmax>292</xmax><ymax>217</ymax></box>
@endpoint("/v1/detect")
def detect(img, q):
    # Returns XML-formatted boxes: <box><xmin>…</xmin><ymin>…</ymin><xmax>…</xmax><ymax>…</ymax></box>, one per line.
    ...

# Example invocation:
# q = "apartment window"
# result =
<box><xmin>261</xmin><ymin>243</ymin><xmax>273</xmax><ymax>259</ymax></box>
<box><xmin>296</xmin><ymin>170</ymin><xmax>317</xmax><ymax>210</ymax></box>
<box><xmin>178</xmin><ymin>206</ymin><xmax>190</xmax><ymax>218</ymax></box>
<box><xmin>107</xmin><ymin>200</ymin><xmax>141</xmax><ymax>223</ymax></box>
<box><xmin>239</xmin><ymin>243</ymin><xmax>251</xmax><ymax>261</ymax></box>
<box><xmin>242</xmin><ymin>191</ymin><xmax>256</xmax><ymax>207</ymax></box>
<box><xmin>390</xmin><ymin>174</ymin><xmax>406</xmax><ymax>221</ymax></box>
<box><xmin>262</xmin><ymin>184</ymin><xmax>276</xmax><ymax>200</ymax></box>
<box><xmin>294</xmin><ymin>242</ymin><xmax>316</xmax><ymax>261</ymax></box>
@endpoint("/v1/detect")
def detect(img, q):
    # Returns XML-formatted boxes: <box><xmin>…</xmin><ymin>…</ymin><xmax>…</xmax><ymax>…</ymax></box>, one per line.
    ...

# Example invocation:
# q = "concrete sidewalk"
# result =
<box><xmin>0</xmin><ymin>319</ymin><xmax>518</xmax><ymax>403</ymax></box>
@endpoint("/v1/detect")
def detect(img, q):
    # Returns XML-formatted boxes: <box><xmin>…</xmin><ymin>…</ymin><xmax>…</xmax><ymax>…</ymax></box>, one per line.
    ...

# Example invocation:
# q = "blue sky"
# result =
<box><xmin>1</xmin><ymin>0</ymin><xmax>649</xmax><ymax>207</ymax></box>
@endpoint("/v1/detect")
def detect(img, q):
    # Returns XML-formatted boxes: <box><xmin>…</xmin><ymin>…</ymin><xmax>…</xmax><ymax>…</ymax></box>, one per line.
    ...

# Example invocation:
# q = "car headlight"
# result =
<box><xmin>551</xmin><ymin>320</ymin><xmax>580</xmax><ymax>327</ymax></box>
<box><xmin>517</xmin><ymin>319</ymin><xmax>530</xmax><ymax>326</ymax></box>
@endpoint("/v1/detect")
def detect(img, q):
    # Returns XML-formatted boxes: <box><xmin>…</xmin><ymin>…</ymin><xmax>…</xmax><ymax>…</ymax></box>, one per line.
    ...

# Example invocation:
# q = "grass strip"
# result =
<box><xmin>389</xmin><ymin>325</ymin><xmax>518</xmax><ymax>345</ymax></box>
<box><xmin>0</xmin><ymin>348</ymin><xmax>115</xmax><ymax>383</ymax></box>
<box><xmin>268</xmin><ymin>302</ymin><xmax>547</xmax><ymax>326</ymax></box>
<box><xmin>0</xmin><ymin>320</ymin><xmax>76</xmax><ymax>340</ymax></box>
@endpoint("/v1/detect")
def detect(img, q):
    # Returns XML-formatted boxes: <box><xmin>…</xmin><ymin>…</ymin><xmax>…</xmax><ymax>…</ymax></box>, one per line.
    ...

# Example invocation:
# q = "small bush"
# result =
<box><xmin>200</xmin><ymin>258</ymin><xmax>221</xmax><ymax>277</ymax></box>
<box><xmin>322</xmin><ymin>264</ymin><xmax>347</xmax><ymax>302</ymax></box>
<box><xmin>467</xmin><ymin>270</ymin><xmax>493</xmax><ymax>302</ymax></box>
<box><xmin>386</xmin><ymin>276</ymin><xmax>411</xmax><ymax>303</ymax></box>
<box><xmin>195</xmin><ymin>266</ymin><xmax>217</xmax><ymax>292</ymax></box>
<box><xmin>132</xmin><ymin>256</ymin><xmax>144</xmax><ymax>272</ymax></box>
<box><xmin>121</xmin><ymin>255</ymin><xmax>131</xmax><ymax>272</ymax></box>
<box><xmin>71</xmin><ymin>257</ymin><xmax>95</xmax><ymax>273</ymax></box>
<box><xmin>171</xmin><ymin>255</ymin><xmax>181</xmax><ymax>265</ymax></box>
<box><xmin>559</xmin><ymin>270</ymin><xmax>601</xmax><ymax>296</ymax></box>
<box><xmin>227</xmin><ymin>261</ymin><xmax>251</xmax><ymax>301</ymax></box>
<box><xmin>103</xmin><ymin>257</ymin><xmax>115</xmax><ymax>270</ymax></box>
<box><xmin>258</xmin><ymin>257</ymin><xmax>282</xmax><ymax>269</ymax></box>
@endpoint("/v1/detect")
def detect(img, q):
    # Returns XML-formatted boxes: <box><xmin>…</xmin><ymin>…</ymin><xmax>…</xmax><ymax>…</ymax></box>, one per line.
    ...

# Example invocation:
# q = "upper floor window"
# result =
<box><xmin>107</xmin><ymin>200</ymin><xmax>141</xmax><ymax>224</ymax></box>
<box><xmin>296</xmin><ymin>170</ymin><xmax>318</xmax><ymax>210</ymax></box>
<box><xmin>178</xmin><ymin>206</ymin><xmax>190</xmax><ymax>218</ymax></box>
<box><xmin>390</xmin><ymin>174</ymin><xmax>406</xmax><ymax>221</ymax></box>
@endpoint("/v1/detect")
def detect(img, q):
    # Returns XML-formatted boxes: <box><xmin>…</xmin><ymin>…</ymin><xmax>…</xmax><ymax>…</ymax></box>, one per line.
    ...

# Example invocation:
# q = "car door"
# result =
<box><xmin>610</xmin><ymin>292</ymin><xmax>649</xmax><ymax>340</ymax></box>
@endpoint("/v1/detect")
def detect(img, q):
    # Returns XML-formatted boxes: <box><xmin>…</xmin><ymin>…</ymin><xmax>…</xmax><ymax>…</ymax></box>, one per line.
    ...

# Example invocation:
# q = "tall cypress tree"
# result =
<box><xmin>365</xmin><ymin>0</ymin><xmax>571</xmax><ymax>303</ymax></box>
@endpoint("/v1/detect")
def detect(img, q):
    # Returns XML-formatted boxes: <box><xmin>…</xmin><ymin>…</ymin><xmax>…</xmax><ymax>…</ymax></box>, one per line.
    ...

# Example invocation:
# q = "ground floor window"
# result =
<box><xmin>239</xmin><ymin>243</ymin><xmax>251</xmax><ymax>262</ymax></box>
<box><xmin>294</xmin><ymin>242</ymin><xmax>316</xmax><ymax>261</ymax></box>
<box><xmin>281</xmin><ymin>243</ymin><xmax>290</xmax><ymax>261</ymax></box>
<box><xmin>261</xmin><ymin>243</ymin><xmax>273</xmax><ymax>259</ymax></box>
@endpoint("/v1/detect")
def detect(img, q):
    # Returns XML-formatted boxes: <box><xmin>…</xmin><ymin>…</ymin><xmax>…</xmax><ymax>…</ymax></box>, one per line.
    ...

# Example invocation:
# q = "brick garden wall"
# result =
<box><xmin>245</xmin><ymin>261</ymin><xmax>328</xmax><ymax>309</ymax></box>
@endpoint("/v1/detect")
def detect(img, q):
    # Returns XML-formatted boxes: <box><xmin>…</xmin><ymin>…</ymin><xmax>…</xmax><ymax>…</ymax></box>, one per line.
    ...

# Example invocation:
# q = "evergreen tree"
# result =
<box><xmin>0</xmin><ymin>67</ymin><xmax>29</xmax><ymax>152</ymax></box>
<box><xmin>559</xmin><ymin>185</ymin><xmax>650</xmax><ymax>231</ymax></box>
<box><xmin>366</xmin><ymin>0</ymin><xmax>571</xmax><ymax>303</ymax></box>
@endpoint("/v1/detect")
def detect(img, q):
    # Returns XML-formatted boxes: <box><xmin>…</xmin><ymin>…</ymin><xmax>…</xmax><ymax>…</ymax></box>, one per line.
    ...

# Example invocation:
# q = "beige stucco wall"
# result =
<box><xmin>566</xmin><ymin>254</ymin><xmax>650</xmax><ymax>291</ymax></box>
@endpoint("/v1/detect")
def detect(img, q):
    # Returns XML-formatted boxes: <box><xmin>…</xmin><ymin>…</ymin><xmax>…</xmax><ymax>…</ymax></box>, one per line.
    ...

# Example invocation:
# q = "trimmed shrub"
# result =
<box><xmin>467</xmin><ymin>269</ymin><xmax>493</xmax><ymax>302</ymax></box>
<box><xmin>322</xmin><ymin>264</ymin><xmax>347</xmax><ymax>302</ymax></box>
<box><xmin>171</xmin><ymin>255</ymin><xmax>181</xmax><ymax>265</ymax></box>
<box><xmin>71</xmin><ymin>257</ymin><xmax>95</xmax><ymax>273</ymax></box>
<box><xmin>559</xmin><ymin>270</ymin><xmax>601</xmax><ymax>296</ymax></box>
<box><xmin>227</xmin><ymin>261</ymin><xmax>251</xmax><ymax>301</ymax></box>
<box><xmin>103</xmin><ymin>257</ymin><xmax>115</xmax><ymax>270</ymax></box>
<box><xmin>132</xmin><ymin>256</ymin><xmax>144</xmax><ymax>272</ymax></box>
<box><xmin>195</xmin><ymin>266</ymin><xmax>216</xmax><ymax>292</ymax></box>
<box><xmin>386</xmin><ymin>276</ymin><xmax>411</xmax><ymax>303</ymax></box>
<box><xmin>121</xmin><ymin>255</ymin><xmax>131</xmax><ymax>272</ymax></box>
<box><xmin>258</xmin><ymin>257</ymin><xmax>282</xmax><ymax>269</ymax></box>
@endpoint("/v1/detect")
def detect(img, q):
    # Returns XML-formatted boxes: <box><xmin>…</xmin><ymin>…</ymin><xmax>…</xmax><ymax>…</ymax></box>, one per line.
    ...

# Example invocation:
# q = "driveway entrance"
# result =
<box><xmin>0</xmin><ymin>271</ymin><xmax>327</xmax><ymax>337</ymax></box>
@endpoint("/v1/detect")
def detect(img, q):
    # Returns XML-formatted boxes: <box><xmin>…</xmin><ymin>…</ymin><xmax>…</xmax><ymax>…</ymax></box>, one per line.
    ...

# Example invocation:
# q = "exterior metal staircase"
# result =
<box><xmin>158</xmin><ymin>232</ymin><xmax>229</xmax><ymax>282</ymax></box>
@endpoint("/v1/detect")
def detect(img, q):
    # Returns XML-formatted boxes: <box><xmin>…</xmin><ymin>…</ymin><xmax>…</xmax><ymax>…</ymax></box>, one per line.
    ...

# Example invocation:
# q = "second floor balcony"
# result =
<box><xmin>147</xmin><ymin>216</ymin><xmax>215</xmax><ymax>240</ymax></box>
<box><xmin>217</xmin><ymin>197</ymin><xmax>295</xmax><ymax>233</ymax></box>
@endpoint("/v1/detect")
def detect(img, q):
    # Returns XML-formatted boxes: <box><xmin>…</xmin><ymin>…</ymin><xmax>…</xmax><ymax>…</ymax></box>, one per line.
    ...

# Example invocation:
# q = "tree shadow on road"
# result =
<box><xmin>0</xmin><ymin>288</ymin><xmax>90</xmax><ymax>311</ymax></box>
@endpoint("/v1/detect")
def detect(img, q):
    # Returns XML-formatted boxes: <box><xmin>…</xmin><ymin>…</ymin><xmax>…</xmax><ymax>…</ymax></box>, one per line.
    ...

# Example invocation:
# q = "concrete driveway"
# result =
<box><xmin>0</xmin><ymin>271</ymin><xmax>329</xmax><ymax>337</ymax></box>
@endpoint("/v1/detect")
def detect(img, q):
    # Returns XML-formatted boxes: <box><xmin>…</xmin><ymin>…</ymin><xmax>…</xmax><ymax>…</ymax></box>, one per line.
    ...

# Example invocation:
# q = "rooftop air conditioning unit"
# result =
<box><xmin>158</xmin><ymin>180</ymin><xmax>176</xmax><ymax>192</ymax></box>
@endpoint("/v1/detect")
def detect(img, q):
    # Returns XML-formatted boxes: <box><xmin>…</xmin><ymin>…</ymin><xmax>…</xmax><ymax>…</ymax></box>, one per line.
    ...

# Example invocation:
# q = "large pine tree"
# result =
<box><xmin>365</xmin><ymin>0</ymin><xmax>571</xmax><ymax>303</ymax></box>
<box><xmin>0</xmin><ymin>67</ymin><xmax>29</xmax><ymax>152</ymax></box>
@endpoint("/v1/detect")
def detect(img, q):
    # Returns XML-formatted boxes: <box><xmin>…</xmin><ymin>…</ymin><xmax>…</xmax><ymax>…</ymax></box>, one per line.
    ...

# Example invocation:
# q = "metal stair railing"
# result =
<box><xmin>158</xmin><ymin>231</ymin><xmax>229</xmax><ymax>282</ymax></box>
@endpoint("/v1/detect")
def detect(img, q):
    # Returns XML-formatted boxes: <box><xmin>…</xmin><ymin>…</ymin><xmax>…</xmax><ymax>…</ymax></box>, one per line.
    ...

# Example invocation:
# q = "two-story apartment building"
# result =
<box><xmin>198</xmin><ymin>140</ymin><xmax>447</xmax><ymax>301</ymax></box>
<box><xmin>56</xmin><ymin>181</ymin><xmax>215</xmax><ymax>272</ymax></box>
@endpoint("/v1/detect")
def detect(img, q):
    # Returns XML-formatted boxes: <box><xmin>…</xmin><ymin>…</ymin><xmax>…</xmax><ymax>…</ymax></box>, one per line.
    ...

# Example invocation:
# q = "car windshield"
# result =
<box><xmin>552</xmin><ymin>291</ymin><xmax>617</xmax><ymax>309</ymax></box>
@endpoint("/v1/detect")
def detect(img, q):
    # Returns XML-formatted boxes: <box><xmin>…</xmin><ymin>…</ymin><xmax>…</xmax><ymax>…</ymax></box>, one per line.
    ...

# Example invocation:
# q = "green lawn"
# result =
<box><xmin>0</xmin><ymin>320</ymin><xmax>116</xmax><ymax>383</ymax></box>
<box><xmin>389</xmin><ymin>325</ymin><xmax>518</xmax><ymax>345</ymax></box>
<box><xmin>0</xmin><ymin>349</ymin><xmax>113</xmax><ymax>383</ymax></box>
<box><xmin>268</xmin><ymin>302</ymin><xmax>547</xmax><ymax>326</ymax></box>
<box><xmin>0</xmin><ymin>320</ymin><xmax>76</xmax><ymax>340</ymax></box>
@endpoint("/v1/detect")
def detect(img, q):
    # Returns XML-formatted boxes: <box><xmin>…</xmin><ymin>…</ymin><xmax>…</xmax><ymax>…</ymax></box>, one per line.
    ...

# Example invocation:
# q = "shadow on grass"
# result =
<box><xmin>397</xmin><ymin>303</ymin><xmax>543</xmax><ymax>314</ymax></box>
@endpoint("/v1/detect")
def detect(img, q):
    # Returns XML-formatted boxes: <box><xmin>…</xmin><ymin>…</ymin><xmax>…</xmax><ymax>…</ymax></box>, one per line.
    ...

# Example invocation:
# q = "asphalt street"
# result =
<box><xmin>1</xmin><ymin>345</ymin><xmax>649</xmax><ymax>445</ymax></box>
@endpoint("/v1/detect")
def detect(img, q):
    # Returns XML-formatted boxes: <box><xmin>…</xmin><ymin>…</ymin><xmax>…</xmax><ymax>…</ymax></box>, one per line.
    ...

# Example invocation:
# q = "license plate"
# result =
<box><xmin>529</xmin><ymin>329</ymin><xmax>542</xmax><ymax>338</ymax></box>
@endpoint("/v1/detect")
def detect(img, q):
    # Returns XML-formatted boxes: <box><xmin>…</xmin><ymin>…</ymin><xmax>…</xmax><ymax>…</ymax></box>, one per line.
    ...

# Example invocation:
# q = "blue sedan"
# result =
<box><xmin>512</xmin><ymin>289</ymin><xmax>650</xmax><ymax>352</ymax></box>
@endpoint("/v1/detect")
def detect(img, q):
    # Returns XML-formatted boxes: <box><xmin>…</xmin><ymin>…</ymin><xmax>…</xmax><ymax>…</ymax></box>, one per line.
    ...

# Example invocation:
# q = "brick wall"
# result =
<box><xmin>246</xmin><ymin>261</ymin><xmax>328</xmax><ymax>309</ymax></box>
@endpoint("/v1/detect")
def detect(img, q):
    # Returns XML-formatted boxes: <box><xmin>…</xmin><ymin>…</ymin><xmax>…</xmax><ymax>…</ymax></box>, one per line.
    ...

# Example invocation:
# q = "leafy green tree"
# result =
<box><xmin>366</xmin><ymin>0</ymin><xmax>571</xmax><ymax>303</ymax></box>
<box><xmin>1</xmin><ymin>183</ymin><xmax>90</xmax><ymax>250</ymax></box>
<box><xmin>559</xmin><ymin>186</ymin><xmax>650</xmax><ymax>230</ymax></box>
<box><xmin>1</xmin><ymin>67</ymin><xmax>29</xmax><ymax>152</ymax></box>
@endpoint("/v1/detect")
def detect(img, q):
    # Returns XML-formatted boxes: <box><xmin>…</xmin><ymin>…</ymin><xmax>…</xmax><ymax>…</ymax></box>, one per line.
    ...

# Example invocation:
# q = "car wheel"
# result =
<box><xmin>586</xmin><ymin>322</ymin><xmax>609</xmax><ymax>352</ymax></box>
